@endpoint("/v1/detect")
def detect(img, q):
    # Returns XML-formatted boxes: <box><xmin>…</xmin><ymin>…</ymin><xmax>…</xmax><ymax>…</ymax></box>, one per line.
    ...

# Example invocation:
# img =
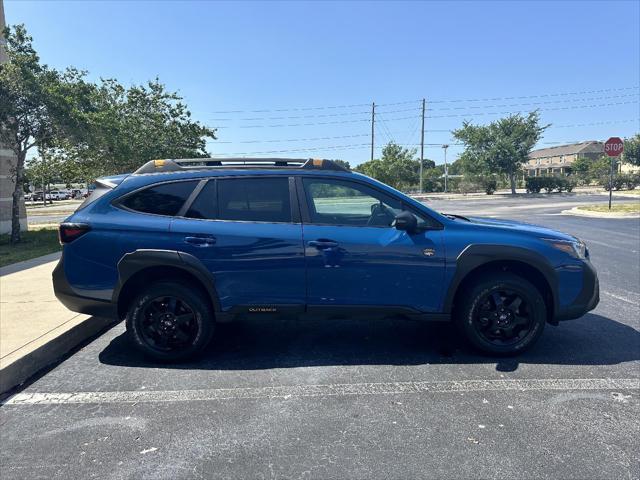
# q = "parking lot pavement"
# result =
<box><xmin>1</xmin><ymin>195</ymin><xmax>639</xmax><ymax>479</ymax></box>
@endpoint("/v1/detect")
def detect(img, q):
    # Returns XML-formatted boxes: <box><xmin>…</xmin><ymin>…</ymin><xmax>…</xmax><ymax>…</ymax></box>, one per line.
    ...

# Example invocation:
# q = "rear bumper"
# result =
<box><xmin>52</xmin><ymin>256</ymin><xmax>117</xmax><ymax>318</ymax></box>
<box><xmin>554</xmin><ymin>259</ymin><xmax>600</xmax><ymax>321</ymax></box>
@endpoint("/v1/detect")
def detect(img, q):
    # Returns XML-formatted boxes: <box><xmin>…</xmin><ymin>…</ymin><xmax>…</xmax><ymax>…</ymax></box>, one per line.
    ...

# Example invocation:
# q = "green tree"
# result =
<box><xmin>356</xmin><ymin>142</ymin><xmax>422</xmax><ymax>190</ymax></box>
<box><xmin>331</xmin><ymin>159</ymin><xmax>351</xmax><ymax>170</ymax></box>
<box><xmin>453</xmin><ymin>111</ymin><xmax>549</xmax><ymax>194</ymax></box>
<box><xmin>622</xmin><ymin>133</ymin><xmax>640</xmax><ymax>167</ymax></box>
<box><xmin>571</xmin><ymin>155</ymin><xmax>592</xmax><ymax>178</ymax></box>
<box><xmin>47</xmin><ymin>78</ymin><xmax>216</xmax><ymax>178</ymax></box>
<box><xmin>588</xmin><ymin>155</ymin><xmax>614</xmax><ymax>179</ymax></box>
<box><xmin>0</xmin><ymin>25</ymin><xmax>88</xmax><ymax>242</ymax></box>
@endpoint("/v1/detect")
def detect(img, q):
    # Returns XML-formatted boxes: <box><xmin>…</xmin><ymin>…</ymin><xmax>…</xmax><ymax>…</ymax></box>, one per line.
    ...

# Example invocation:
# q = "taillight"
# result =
<box><xmin>58</xmin><ymin>223</ymin><xmax>91</xmax><ymax>244</ymax></box>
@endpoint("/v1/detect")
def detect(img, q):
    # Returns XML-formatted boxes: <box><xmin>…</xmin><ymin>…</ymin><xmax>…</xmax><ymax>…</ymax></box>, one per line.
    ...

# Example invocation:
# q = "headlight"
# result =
<box><xmin>545</xmin><ymin>239</ymin><xmax>587</xmax><ymax>259</ymax></box>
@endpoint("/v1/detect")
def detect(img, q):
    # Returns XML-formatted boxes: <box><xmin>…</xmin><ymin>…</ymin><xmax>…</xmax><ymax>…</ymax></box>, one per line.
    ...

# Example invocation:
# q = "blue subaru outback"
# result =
<box><xmin>53</xmin><ymin>158</ymin><xmax>599</xmax><ymax>360</ymax></box>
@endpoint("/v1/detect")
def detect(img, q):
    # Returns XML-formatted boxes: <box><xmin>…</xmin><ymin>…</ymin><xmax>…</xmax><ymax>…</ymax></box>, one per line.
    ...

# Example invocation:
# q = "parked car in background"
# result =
<box><xmin>32</xmin><ymin>191</ymin><xmax>52</xmax><ymax>202</ymax></box>
<box><xmin>72</xmin><ymin>188</ymin><xmax>88</xmax><ymax>199</ymax></box>
<box><xmin>49</xmin><ymin>191</ymin><xmax>66</xmax><ymax>200</ymax></box>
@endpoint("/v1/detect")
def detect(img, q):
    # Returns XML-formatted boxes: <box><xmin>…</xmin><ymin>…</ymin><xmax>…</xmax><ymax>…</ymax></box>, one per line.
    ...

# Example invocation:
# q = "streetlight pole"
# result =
<box><xmin>370</xmin><ymin>102</ymin><xmax>375</xmax><ymax>162</ymax></box>
<box><xmin>442</xmin><ymin>144</ymin><xmax>449</xmax><ymax>193</ymax></box>
<box><xmin>419</xmin><ymin>98</ymin><xmax>425</xmax><ymax>193</ymax></box>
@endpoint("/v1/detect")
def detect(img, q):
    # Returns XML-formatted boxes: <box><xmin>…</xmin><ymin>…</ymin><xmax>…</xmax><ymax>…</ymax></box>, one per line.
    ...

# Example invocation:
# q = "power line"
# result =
<box><xmin>425</xmin><ymin>100</ymin><xmax>638</xmax><ymax>119</ymax></box>
<box><xmin>208</xmin><ymin>105</ymin><xmax>420</xmax><ymax>122</ymax></box>
<box><xmin>198</xmin><ymin>86</ymin><xmax>637</xmax><ymax>115</ymax></box>
<box><xmin>207</xmin><ymin>93</ymin><xmax>637</xmax><ymax>126</ymax></box>
<box><xmin>204</xmin><ymin>99</ymin><xmax>419</xmax><ymax>115</ymax></box>
<box><xmin>209</xmin><ymin>143</ymin><xmax>371</xmax><ymax>156</ymax></box>
<box><xmin>210</xmin><ymin>100</ymin><xmax>638</xmax><ymax>129</ymax></box>
<box><xmin>427</xmin><ymin>86</ymin><xmax>638</xmax><ymax>104</ymax></box>
<box><xmin>425</xmin><ymin>93</ymin><xmax>638</xmax><ymax>112</ymax></box>
<box><xmin>205</xmin><ymin>118</ymin><xmax>639</xmax><ymax>145</ymax></box>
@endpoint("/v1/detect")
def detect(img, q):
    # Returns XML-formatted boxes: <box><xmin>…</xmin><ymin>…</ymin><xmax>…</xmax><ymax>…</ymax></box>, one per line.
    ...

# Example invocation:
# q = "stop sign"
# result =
<box><xmin>604</xmin><ymin>137</ymin><xmax>624</xmax><ymax>157</ymax></box>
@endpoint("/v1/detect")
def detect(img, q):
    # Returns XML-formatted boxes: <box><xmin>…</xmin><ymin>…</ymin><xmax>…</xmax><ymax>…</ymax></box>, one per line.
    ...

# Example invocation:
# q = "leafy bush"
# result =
<box><xmin>526</xmin><ymin>176</ymin><xmax>574</xmax><ymax>193</ymax></box>
<box><xmin>479</xmin><ymin>176</ymin><xmax>497</xmax><ymax>194</ymax></box>
<box><xmin>603</xmin><ymin>173</ymin><xmax>640</xmax><ymax>191</ymax></box>
<box><xmin>544</xmin><ymin>178</ymin><xmax>556</xmax><ymax>193</ymax></box>
<box><xmin>565</xmin><ymin>178</ymin><xmax>576</xmax><ymax>192</ymax></box>
<box><xmin>456</xmin><ymin>178</ymin><xmax>480</xmax><ymax>194</ymax></box>
<box><xmin>525</xmin><ymin>176</ymin><xmax>545</xmax><ymax>193</ymax></box>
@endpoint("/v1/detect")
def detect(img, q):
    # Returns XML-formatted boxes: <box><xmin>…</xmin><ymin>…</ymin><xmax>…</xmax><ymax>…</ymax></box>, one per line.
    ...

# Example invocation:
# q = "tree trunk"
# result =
<box><xmin>10</xmin><ymin>150</ymin><xmax>26</xmax><ymax>244</ymax></box>
<box><xmin>509</xmin><ymin>169</ymin><xmax>517</xmax><ymax>195</ymax></box>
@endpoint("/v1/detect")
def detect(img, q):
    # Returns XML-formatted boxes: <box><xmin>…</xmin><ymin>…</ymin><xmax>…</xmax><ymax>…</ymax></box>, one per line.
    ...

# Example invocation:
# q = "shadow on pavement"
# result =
<box><xmin>98</xmin><ymin>313</ymin><xmax>640</xmax><ymax>371</ymax></box>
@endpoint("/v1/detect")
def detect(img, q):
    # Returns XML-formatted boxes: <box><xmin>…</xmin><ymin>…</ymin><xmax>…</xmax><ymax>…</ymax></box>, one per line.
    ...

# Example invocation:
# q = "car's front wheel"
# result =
<box><xmin>126</xmin><ymin>281</ymin><xmax>214</xmax><ymax>361</ymax></box>
<box><xmin>456</xmin><ymin>273</ymin><xmax>546</xmax><ymax>356</ymax></box>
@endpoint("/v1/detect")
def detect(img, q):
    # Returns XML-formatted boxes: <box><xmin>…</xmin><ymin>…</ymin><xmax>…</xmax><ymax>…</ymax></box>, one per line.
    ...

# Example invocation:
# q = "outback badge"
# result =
<box><xmin>422</xmin><ymin>248</ymin><xmax>435</xmax><ymax>257</ymax></box>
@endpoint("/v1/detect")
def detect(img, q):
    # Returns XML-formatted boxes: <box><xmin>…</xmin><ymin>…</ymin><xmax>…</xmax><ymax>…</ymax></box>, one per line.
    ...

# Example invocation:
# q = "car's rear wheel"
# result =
<box><xmin>456</xmin><ymin>273</ymin><xmax>546</xmax><ymax>356</ymax></box>
<box><xmin>126</xmin><ymin>281</ymin><xmax>214</xmax><ymax>361</ymax></box>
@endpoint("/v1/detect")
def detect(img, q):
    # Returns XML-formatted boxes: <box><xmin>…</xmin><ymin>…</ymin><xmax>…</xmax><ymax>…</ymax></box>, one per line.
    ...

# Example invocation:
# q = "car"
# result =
<box><xmin>49</xmin><ymin>190</ymin><xmax>67</xmax><ymax>200</ymax></box>
<box><xmin>32</xmin><ymin>191</ymin><xmax>52</xmax><ymax>202</ymax></box>
<box><xmin>71</xmin><ymin>188</ymin><xmax>87</xmax><ymax>199</ymax></box>
<box><xmin>53</xmin><ymin>158</ymin><xmax>599</xmax><ymax>361</ymax></box>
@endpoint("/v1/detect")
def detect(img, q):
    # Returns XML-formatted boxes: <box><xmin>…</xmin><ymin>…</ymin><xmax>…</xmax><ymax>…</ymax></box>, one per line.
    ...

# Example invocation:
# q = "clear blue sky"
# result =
<box><xmin>5</xmin><ymin>0</ymin><xmax>640</xmax><ymax>166</ymax></box>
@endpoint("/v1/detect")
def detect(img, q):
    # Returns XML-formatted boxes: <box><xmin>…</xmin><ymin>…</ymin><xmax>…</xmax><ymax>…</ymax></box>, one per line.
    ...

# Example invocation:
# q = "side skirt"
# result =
<box><xmin>222</xmin><ymin>304</ymin><xmax>450</xmax><ymax>322</ymax></box>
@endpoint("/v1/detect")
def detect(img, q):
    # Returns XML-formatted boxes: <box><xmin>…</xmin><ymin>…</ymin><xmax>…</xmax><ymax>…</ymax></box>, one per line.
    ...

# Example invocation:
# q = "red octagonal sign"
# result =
<box><xmin>604</xmin><ymin>137</ymin><xmax>624</xmax><ymax>157</ymax></box>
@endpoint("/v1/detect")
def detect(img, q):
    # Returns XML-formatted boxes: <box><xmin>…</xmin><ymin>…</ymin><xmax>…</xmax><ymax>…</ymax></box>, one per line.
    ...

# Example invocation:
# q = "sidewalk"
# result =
<box><xmin>0</xmin><ymin>253</ymin><xmax>115</xmax><ymax>393</ymax></box>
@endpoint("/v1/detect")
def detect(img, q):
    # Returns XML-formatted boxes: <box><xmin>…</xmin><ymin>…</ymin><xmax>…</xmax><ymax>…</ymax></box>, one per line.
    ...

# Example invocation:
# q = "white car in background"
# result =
<box><xmin>49</xmin><ymin>191</ymin><xmax>70</xmax><ymax>200</ymax></box>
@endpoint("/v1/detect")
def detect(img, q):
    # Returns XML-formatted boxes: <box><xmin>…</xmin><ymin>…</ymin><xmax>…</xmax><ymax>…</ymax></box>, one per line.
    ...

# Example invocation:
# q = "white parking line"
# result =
<box><xmin>3</xmin><ymin>378</ymin><xmax>638</xmax><ymax>406</ymax></box>
<box><xmin>603</xmin><ymin>291</ymin><xmax>640</xmax><ymax>306</ymax></box>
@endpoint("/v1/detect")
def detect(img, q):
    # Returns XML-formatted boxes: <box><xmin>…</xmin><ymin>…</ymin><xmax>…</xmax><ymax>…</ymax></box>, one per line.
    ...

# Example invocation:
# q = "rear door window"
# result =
<box><xmin>121</xmin><ymin>180</ymin><xmax>198</xmax><ymax>216</ymax></box>
<box><xmin>217</xmin><ymin>177</ymin><xmax>291</xmax><ymax>223</ymax></box>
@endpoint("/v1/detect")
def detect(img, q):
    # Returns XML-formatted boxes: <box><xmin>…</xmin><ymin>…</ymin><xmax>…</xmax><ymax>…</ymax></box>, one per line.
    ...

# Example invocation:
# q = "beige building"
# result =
<box><xmin>524</xmin><ymin>141</ymin><xmax>604</xmax><ymax>177</ymax></box>
<box><xmin>0</xmin><ymin>0</ymin><xmax>27</xmax><ymax>234</ymax></box>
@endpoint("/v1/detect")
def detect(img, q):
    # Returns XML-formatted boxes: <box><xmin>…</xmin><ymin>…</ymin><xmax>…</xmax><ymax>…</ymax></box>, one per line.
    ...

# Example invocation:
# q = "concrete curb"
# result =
<box><xmin>0</xmin><ymin>316</ymin><xmax>117</xmax><ymax>394</ymax></box>
<box><xmin>561</xmin><ymin>206</ymin><xmax>640</xmax><ymax>219</ymax></box>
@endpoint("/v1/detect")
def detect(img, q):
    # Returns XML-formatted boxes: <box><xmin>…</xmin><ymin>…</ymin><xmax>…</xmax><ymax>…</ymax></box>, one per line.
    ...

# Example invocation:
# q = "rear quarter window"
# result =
<box><xmin>120</xmin><ymin>180</ymin><xmax>198</xmax><ymax>216</ymax></box>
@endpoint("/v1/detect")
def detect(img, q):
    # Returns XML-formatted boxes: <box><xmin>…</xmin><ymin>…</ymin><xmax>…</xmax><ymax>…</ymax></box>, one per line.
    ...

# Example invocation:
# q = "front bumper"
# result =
<box><xmin>554</xmin><ymin>259</ymin><xmax>600</xmax><ymax>321</ymax></box>
<box><xmin>52</xmin><ymin>256</ymin><xmax>117</xmax><ymax>318</ymax></box>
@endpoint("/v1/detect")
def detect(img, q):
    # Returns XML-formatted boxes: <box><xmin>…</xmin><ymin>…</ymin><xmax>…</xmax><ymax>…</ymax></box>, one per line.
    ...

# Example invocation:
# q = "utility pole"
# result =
<box><xmin>419</xmin><ymin>98</ymin><xmax>425</xmax><ymax>193</ymax></box>
<box><xmin>442</xmin><ymin>144</ymin><xmax>449</xmax><ymax>193</ymax></box>
<box><xmin>370</xmin><ymin>102</ymin><xmax>375</xmax><ymax>162</ymax></box>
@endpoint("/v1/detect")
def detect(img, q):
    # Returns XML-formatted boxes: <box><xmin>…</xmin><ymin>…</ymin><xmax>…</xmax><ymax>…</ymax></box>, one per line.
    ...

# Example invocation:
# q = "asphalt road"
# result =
<box><xmin>2</xmin><ymin>194</ymin><xmax>639</xmax><ymax>480</ymax></box>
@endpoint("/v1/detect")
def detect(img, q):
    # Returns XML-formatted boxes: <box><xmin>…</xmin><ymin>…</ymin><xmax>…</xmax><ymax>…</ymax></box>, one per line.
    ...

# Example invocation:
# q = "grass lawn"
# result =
<box><xmin>0</xmin><ymin>228</ymin><xmax>61</xmax><ymax>268</ymax></box>
<box><xmin>577</xmin><ymin>203</ymin><xmax>640</xmax><ymax>214</ymax></box>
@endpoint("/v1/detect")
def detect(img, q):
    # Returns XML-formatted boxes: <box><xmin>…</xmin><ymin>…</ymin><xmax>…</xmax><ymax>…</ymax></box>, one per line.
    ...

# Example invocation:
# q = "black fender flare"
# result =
<box><xmin>443</xmin><ymin>244</ymin><xmax>558</xmax><ymax>314</ymax></box>
<box><xmin>113</xmin><ymin>249</ymin><xmax>222</xmax><ymax>313</ymax></box>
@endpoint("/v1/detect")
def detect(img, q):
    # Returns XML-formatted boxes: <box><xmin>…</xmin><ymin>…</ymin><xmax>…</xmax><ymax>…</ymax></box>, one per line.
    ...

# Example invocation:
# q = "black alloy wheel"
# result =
<box><xmin>139</xmin><ymin>296</ymin><xmax>199</xmax><ymax>352</ymax></box>
<box><xmin>456</xmin><ymin>273</ymin><xmax>546</xmax><ymax>355</ymax></box>
<box><xmin>473</xmin><ymin>289</ymin><xmax>533</xmax><ymax>346</ymax></box>
<box><xmin>126</xmin><ymin>282</ymin><xmax>214</xmax><ymax>361</ymax></box>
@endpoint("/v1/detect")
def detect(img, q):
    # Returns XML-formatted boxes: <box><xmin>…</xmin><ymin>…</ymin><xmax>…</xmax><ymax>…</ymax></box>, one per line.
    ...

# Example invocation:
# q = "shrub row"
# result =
<box><xmin>525</xmin><ymin>176</ymin><xmax>576</xmax><ymax>193</ymax></box>
<box><xmin>602</xmin><ymin>173</ymin><xmax>640</xmax><ymax>191</ymax></box>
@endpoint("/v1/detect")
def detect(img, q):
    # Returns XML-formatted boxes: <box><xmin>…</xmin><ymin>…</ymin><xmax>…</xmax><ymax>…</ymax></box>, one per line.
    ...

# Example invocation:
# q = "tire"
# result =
<box><xmin>455</xmin><ymin>273</ymin><xmax>546</xmax><ymax>356</ymax></box>
<box><xmin>125</xmin><ymin>281</ymin><xmax>214</xmax><ymax>361</ymax></box>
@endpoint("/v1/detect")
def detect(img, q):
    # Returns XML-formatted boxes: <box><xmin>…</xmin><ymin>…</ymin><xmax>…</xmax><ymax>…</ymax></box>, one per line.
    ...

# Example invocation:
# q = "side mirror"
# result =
<box><xmin>392</xmin><ymin>210</ymin><xmax>418</xmax><ymax>233</ymax></box>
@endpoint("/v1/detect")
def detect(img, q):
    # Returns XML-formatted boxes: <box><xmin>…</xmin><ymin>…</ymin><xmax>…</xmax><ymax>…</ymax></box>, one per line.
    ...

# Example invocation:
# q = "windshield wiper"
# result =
<box><xmin>442</xmin><ymin>213</ymin><xmax>471</xmax><ymax>222</ymax></box>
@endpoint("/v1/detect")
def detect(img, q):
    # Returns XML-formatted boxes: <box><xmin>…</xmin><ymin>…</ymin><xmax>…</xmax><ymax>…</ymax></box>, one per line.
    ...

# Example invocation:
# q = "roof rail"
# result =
<box><xmin>133</xmin><ymin>157</ymin><xmax>350</xmax><ymax>175</ymax></box>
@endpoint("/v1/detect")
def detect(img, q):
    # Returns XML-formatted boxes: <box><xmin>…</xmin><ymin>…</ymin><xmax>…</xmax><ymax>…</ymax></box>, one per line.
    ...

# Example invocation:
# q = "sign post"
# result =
<box><xmin>604</xmin><ymin>137</ymin><xmax>624</xmax><ymax>210</ymax></box>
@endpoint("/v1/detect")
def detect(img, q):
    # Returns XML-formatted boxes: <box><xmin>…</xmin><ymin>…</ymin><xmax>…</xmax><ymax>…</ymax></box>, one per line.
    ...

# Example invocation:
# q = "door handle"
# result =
<box><xmin>308</xmin><ymin>239</ymin><xmax>339</xmax><ymax>250</ymax></box>
<box><xmin>184</xmin><ymin>236</ymin><xmax>216</xmax><ymax>247</ymax></box>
